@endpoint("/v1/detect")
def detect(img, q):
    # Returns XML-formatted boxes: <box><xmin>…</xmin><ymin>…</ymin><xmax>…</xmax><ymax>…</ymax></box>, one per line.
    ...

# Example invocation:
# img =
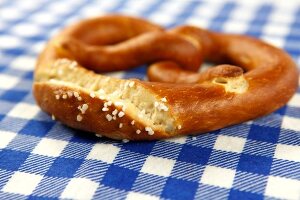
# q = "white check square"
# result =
<box><xmin>2</xmin><ymin>172</ymin><xmax>43</xmax><ymax>195</ymax></box>
<box><xmin>29</xmin><ymin>13</ymin><xmax>57</xmax><ymax>25</ymax></box>
<box><xmin>8</xmin><ymin>103</ymin><xmax>40</xmax><ymax>119</ymax></box>
<box><xmin>263</xmin><ymin>23</ymin><xmax>290</xmax><ymax>37</ymax></box>
<box><xmin>268</xmin><ymin>10</ymin><xmax>295</xmax><ymax>24</ymax></box>
<box><xmin>11</xmin><ymin>56</ymin><xmax>36</xmax><ymax>71</ymax></box>
<box><xmin>187</xmin><ymin>18</ymin><xmax>210</xmax><ymax>28</ymax></box>
<box><xmin>159</xmin><ymin>1</ymin><xmax>189</xmax><ymax>14</ymax></box>
<box><xmin>31</xmin><ymin>41</ymin><xmax>46</xmax><ymax>54</ymax></box>
<box><xmin>164</xmin><ymin>136</ymin><xmax>187</xmax><ymax>144</ymax></box>
<box><xmin>126</xmin><ymin>192</ymin><xmax>159</xmax><ymax>200</ymax></box>
<box><xmin>0</xmin><ymin>74</ymin><xmax>19</xmax><ymax>89</ymax></box>
<box><xmin>288</xmin><ymin>94</ymin><xmax>300</xmax><ymax>107</ymax></box>
<box><xmin>87</xmin><ymin>143</ymin><xmax>120</xmax><ymax>164</ymax></box>
<box><xmin>261</xmin><ymin>36</ymin><xmax>285</xmax><ymax>48</ymax></box>
<box><xmin>33</xmin><ymin>138</ymin><xmax>68</xmax><ymax>157</ymax></box>
<box><xmin>266</xmin><ymin>176</ymin><xmax>300</xmax><ymax>199</ymax></box>
<box><xmin>193</xmin><ymin>3</ymin><xmax>222</xmax><ymax>19</ymax></box>
<box><xmin>1</xmin><ymin>8</ymin><xmax>24</xmax><ymax>21</ymax></box>
<box><xmin>141</xmin><ymin>156</ymin><xmax>175</xmax><ymax>177</ymax></box>
<box><xmin>274</xmin><ymin>144</ymin><xmax>300</xmax><ymax>162</ymax></box>
<box><xmin>11</xmin><ymin>23</ymin><xmax>41</xmax><ymax>37</ymax></box>
<box><xmin>148</xmin><ymin>13</ymin><xmax>174</xmax><ymax>26</ymax></box>
<box><xmin>281</xmin><ymin>116</ymin><xmax>300</xmax><ymax>132</ymax></box>
<box><xmin>214</xmin><ymin>135</ymin><xmax>246</xmax><ymax>153</ymax></box>
<box><xmin>0</xmin><ymin>131</ymin><xmax>17</xmax><ymax>149</ymax></box>
<box><xmin>60</xmin><ymin>178</ymin><xmax>98</xmax><ymax>200</ymax></box>
<box><xmin>223</xmin><ymin>21</ymin><xmax>248</xmax><ymax>33</ymax></box>
<box><xmin>230</xmin><ymin>6</ymin><xmax>255</xmax><ymax>21</ymax></box>
<box><xmin>201</xmin><ymin>166</ymin><xmax>236</xmax><ymax>189</ymax></box>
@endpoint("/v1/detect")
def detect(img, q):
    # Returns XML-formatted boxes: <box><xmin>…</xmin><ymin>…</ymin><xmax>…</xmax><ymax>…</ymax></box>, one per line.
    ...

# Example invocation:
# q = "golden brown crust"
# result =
<box><xmin>33</xmin><ymin>15</ymin><xmax>299</xmax><ymax>140</ymax></box>
<box><xmin>34</xmin><ymin>82</ymin><xmax>170</xmax><ymax>140</ymax></box>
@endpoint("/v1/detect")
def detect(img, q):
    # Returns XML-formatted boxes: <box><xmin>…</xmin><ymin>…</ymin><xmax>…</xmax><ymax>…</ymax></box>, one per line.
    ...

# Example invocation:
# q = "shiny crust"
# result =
<box><xmin>33</xmin><ymin>15</ymin><xmax>299</xmax><ymax>140</ymax></box>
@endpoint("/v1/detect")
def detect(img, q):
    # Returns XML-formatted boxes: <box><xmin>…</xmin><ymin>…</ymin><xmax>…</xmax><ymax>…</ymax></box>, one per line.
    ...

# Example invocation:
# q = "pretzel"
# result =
<box><xmin>33</xmin><ymin>15</ymin><xmax>299</xmax><ymax>140</ymax></box>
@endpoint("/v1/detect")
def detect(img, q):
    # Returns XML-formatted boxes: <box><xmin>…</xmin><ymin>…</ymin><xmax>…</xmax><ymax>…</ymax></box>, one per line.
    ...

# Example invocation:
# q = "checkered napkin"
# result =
<box><xmin>0</xmin><ymin>0</ymin><xmax>300</xmax><ymax>199</ymax></box>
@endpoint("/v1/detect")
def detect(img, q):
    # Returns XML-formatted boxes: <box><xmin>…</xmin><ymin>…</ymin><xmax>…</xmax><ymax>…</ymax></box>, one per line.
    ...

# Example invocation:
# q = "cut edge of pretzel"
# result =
<box><xmin>34</xmin><ymin>58</ymin><xmax>178</xmax><ymax>139</ymax></box>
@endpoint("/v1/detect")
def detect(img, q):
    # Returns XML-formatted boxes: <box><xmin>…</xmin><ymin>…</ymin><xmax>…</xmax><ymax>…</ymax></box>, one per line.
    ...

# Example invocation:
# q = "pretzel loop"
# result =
<box><xmin>33</xmin><ymin>15</ymin><xmax>298</xmax><ymax>140</ymax></box>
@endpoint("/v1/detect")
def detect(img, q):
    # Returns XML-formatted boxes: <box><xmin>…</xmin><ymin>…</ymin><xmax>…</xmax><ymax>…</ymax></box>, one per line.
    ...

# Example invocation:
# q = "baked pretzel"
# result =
<box><xmin>33</xmin><ymin>15</ymin><xmax>299</xmax><ymax>140</ymax></box>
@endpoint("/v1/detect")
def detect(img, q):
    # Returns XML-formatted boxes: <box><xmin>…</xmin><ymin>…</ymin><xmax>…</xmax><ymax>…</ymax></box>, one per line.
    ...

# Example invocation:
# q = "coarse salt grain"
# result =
<box><xmin>90</xmin><ymin>92</ymin><xmax>95</xmax><ymax>98</ymax></box>
<box><xmin>177</xmin><ymin>125</ymin><xmax>182</xmax><ymax>130</ymax></box>
<box><xmin>69</xmin><ymin>61</ymin><xmax>77</xmax><ymax>68</ymax></box>
<box><xmin>160</xmin><ymin>104</ymin><xmax>168</xmax><ymax>111</ymax></box>
<box><xmin>106</xmin><ymin>114</ymin><xmax>112</xmax><ymax>121</ymax></box>
<box><xmin>74</xmin><ymin>92</ymin><xmax>79</xmax><ymax>98</ymax></box>
<box><xmin>161</xmin><ymin>97</ymin><xmax>167</xmax><ymax>102</ymax></box>
<box><xmin>82</xmin><ymin>104</ymin><xmax>88</xmax><ymax>110</ymax></box>
<box><xmin>136</xmin><ymin>130</ymin><xmax>141</xmax><ymax>134</ymax></box>
<box><xmin>98</xmin><ymin>89</ymin><xmax>105</xmax><ymax>94</ymax></box>
<box><xmin>77</xmin><ymin>114</ymin><xmax>83</xmax><ymax>121</ymax></box>
<box><xmin>78</xmin><ymin>104</ymin><xmax>88</xmax><ymax>114</ymax></box>
<box><xmin>155</xmin><ymin>102</ymin><xmax>168</xmax><ymax>111</ymax></box>
<box><xmin>55</xmin><ymin>94</ymin><xmax>60</xmax><ymax>100</ymax></box>
<box><xmin>119</xmin><ymin>123</ymin><xmax>123</xmax><ymax>128</ymax></box>
<box><xmin>95</xmin><ymin>134</ymin><xmax>102</xmax><ymax>138</ymax></box>
<box><xmin>112</xmin><ymin>109</ymin><xmax>118</xmax><ymax>116</ymax></box>
<box><xmin>129</xmin><ymin>81</ymin><xmax>135</xmax><ymax>87</ymax></box>
<box><xmin>131</xmin><ymin>120</ymin><xmax>135</xmax><ymax>125</ymax></box>
<box><xmin>67</xmin><ymin>91</ymin><xmax>73</xmax><ymax>97</ymax></box>
<box><xmin>145</xmin><ymin>127</ymin><xmax>154</xmax><ymax>135</ymax></box>
<box><xmin>62</xmin><ymin>94</ymin><xmax>67</xmax><ymax>99</ymax></box>
<box><xmin>77</xmin><ymin>96</ymin><xmax>82</xmax><ymax>101</ymax></box>
<box><xmin>51</xmin><ymin>115</ymin><xmax>55</xmax><ymax>120</ymax></box>
<box><xmin>102</xmin><ymin>107</ymin><xmax>109</xmax><ymax>112</ymax></box>
<box><xmin>118</xmin><ymin>111</ymin><xmax>125</xmax><ymax>118</ymax></box>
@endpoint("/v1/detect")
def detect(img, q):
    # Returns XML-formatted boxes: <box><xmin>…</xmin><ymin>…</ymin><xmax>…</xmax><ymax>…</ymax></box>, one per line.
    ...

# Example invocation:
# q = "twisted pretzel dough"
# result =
<box><xmin>34</xmin><ymin>15</ymin><xmax>299</xmax><ymax>140</ymax></box>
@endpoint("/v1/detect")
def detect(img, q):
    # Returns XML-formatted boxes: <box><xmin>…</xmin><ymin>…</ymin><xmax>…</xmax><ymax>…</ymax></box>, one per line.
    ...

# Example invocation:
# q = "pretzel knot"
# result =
<box><xmin>34</xmin><ymin>15</ymin><xmax>298</xmax><ymax>140</ymax></box>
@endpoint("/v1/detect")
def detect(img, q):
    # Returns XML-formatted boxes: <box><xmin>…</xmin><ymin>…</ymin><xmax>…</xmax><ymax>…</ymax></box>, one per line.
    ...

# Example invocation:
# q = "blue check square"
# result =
<box><xmin>121</xmin><ymin>141</ymin><xmax>155</xmax><ymax>155</ymax></box>
<box><xmin>32</xmin><ymin>176</ymin><xmax>69</xmax><ymax>198</ymax></box>
<box><xmin>0</xmin><ymin>90</ymin><xmax>28</xmax><ymax>102</ymax></box>
<box><xmin>102</xmin><ymin>165</ymin><xmax>138</xmax><ymax>191</ymax></box>
<box><xmin>46</xmin><ymin>157</ymin><xmax>83</xmax><ymax>178</ymax></box>
<box><xmin>70</xmin><ymin>130</ymin><xmax>99</xmax><ymax>144</ymax></box>
<box><xmin>229</xmin><ymin>189</ymin><xmax>263</xmax><ymax>200</ymax></box>
<box><xmin>274</xmin><ymin>106</ymin><xmax>286</xmax><ymax>115</ymax></box>
<box><xmin>237</xmin><ymin>154</ymin><xmax>272</xmax><ymax>175</ymax></box>
<box><xmin>20</xmin><ymin>120</ymin><xmax>55</xmax><ymax>137</ymax></box>
<box><xmin>248</xmin><ymin>125</ymin><xmax>280</xmax><ymax>143</ymax></box>
<box><xmin>23</xmin><ymin>71</ymin><xmax>34</xmax><ymax>80</ymax></box>
<box><xmin>0</xmin><ymin>149</ymin><xmax>29</xmax><ymax>171</ymax></box>
<box><xmin>178</xmin><ymin>145</ymin><xmax>211</xmax><ymax>165</ymax></box>
<box><xmin>162</xmin><ymin>177</ymin><xmax>198</xmax><ymax>200</ymax></box>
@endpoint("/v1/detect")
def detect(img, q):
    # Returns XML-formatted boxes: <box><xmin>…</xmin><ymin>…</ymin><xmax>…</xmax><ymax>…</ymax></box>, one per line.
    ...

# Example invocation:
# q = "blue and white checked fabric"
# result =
<box><xmin>0</xmin><ymin>0</ymin><xmax>300</xmax><ymax>199</ymax></box>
